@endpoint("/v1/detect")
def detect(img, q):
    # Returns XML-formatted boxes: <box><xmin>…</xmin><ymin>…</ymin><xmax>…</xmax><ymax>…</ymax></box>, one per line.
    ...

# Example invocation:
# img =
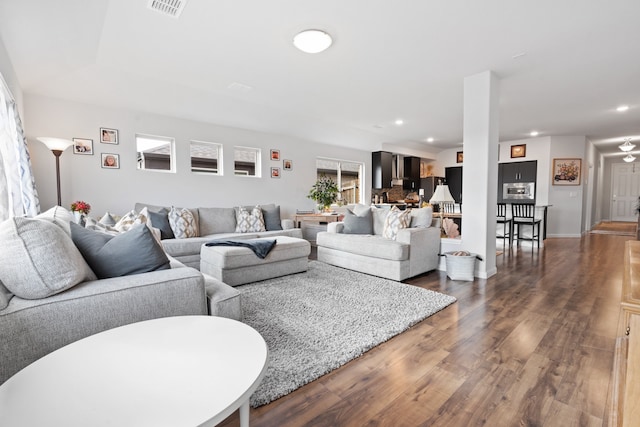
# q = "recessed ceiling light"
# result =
<box><xmin>617</xmin><ymin>105</ymin><xmax>630</xmax><ymax>112</ymax></box>
<box><xmin>511</xmin><ymin>52</ymin><xmax>526</xmax><ymax>59</ymax></box>
<box><xmin>395</xmin><ymin>119</ymin><xmax>404</xmax><ymax>126</ymax></box>
<box><xmin>426</xmin><ymin>137</ymin><xmax>434</xmax><ymax>143</ymax></box>
<box><xmin>530</xmin><ymin>131</ymin><xmax>539</xmax><ymax>137</ymax></box>
<box><xmin>293</xmin><ymin>30</ymin><xmax>332</xmax><ymax>54</ymax></box>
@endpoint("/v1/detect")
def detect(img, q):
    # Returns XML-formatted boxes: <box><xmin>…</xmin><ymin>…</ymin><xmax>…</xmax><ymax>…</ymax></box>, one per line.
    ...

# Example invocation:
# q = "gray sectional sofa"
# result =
<box><xmin>316</xmin><ymin>204</ymin><xmax>441</xmax><ymax>281</ymax></box>
<box><xmin>135</xmin><ymin>202</ymin><xmax>303</xmax><ymax>269</ymax></box>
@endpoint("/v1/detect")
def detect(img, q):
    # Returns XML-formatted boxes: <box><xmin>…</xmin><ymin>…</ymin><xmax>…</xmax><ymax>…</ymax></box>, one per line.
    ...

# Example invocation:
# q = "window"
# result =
<box><xmin>234</xmin><ymin>146</ymin><xmax>260</xmax><ymax>177</ymax></box>
<box><xmin>316</xmin><ymin>158</ymin><xmax>363</xmax><ymax>205</ymax></box>
<box><xmin>190</xmin><ymin>140</ymin><xmax>223</xmax><ymax>175</ymax></box>
<box><xmin>136</xmin><ymin>134</ymin><xmax>175</xmax><ymax>172</ymax></box>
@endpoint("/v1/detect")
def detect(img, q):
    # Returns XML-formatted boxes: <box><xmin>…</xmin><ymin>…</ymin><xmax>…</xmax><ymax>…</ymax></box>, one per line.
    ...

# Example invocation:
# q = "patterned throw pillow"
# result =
<box><xmin>114</xmin><ymin>207</ymin><xmax>152</xmax><ymax>233</ymax></box>
<box><xmin>235</xmin><ymin>206</ymin><xmax>266</xmax><ymax>233</ymax></box>
<box><xmin>382</xmin><ymin>206</ymin><xmax>411</xmax><ymax>240</ymax></box>
<box><xmin>168</xmin><ymin>207</ymin><xmax>199</xmax><ymax>239</ymax></box>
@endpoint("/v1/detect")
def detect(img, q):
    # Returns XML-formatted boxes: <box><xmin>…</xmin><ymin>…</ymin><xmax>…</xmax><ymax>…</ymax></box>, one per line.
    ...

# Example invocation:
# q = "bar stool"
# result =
<box><xmin>511</xmin><ymin>203</ymin><xmax>541</xmax><ymax>253</ymax></box>
<box><xmin>496</xmin><ymin>203</ymin><xmax>512</xmax><ymax>251</ymax></box>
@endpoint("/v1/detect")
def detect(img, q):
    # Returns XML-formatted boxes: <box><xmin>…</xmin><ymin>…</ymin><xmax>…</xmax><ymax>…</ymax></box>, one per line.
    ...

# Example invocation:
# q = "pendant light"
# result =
<box><xmin>623</xmin><ymin>154</ymin><xmax>636</xmax><ymax>163</ymax></box>
<box><xmin>619</xmin><ymin>138</ymin><xmax>636</xmax><ymax>152</ymax></box>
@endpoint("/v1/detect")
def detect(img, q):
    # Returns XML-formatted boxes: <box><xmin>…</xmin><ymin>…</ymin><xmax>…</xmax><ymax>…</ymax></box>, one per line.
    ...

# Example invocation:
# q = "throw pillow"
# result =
<box><xmin>168</xmin><ymin>206</ymin><xmax>199</xmax><ymax>238</ymax></box>
<box><xmin>410</xmin><ymin>206</ymin><xmax>433</xmax><ymax>228</ymax></box>
<box><xmin>261</xmin><ymin>205</ymin><xmax>283</xmax><ymax>231</ymax></box>
<box><xmin>343</xmin><ymin>208</ymin><xmax>373</xmax><ymax>235</ymax></box>
<box><xmin>370</xmin><ymin>206</ymin><xmax>389</xmax><ymax>236</ymax></box>
<box><xmin>149</xmin><ymin>208</ymin><xmax>175</xmax><ymax>240</ymax></box>
<box><xmin>99</xmin><ymin>212</ymin><xmax>117</xmax><ymax>226</ymax></box>
<box><xmin>35</xmin><ymin>205</ymin><xmax>75</xmax><ymax>235</ymax></box>
<box><xmin>235</xmin><ymin>206</ymin><xmax>266</xmax><ymax>233</ymax></box>
<box><xmin>382</xmin><ymin>206</ymin><xmax>411</xmax><ymax>240</ymax></box>
<box><xmin>0</xmin><ymin>218</ymin><xmax>92</xmax><ymax>299</ymax></box>
<box><xmin>114</xmin><ymin>207</ymin><xmax>152</xmax><ymax>232</ymax></box>
<box><xmin>84</xmin><ymin>217</ymin><xmax>120</xmax><ymax>236</ymax></box>
<box><xmin>70</xmin><ymin>222</ymin><xmax>170</xmax><ymax>279</ymax></box>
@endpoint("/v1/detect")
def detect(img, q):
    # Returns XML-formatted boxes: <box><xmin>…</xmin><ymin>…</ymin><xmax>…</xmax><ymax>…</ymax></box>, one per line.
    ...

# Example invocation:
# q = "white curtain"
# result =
<box><xmin>0</xmin><ymin>73</ymin><xmax>40</xmax><ymax>220</ymax></box>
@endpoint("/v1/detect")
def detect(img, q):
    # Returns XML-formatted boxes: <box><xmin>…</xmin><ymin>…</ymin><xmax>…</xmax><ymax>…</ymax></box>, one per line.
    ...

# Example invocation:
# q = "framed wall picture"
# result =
<box><xmin>511</xmin><ymin>144</ymin><xmax>526</xmax><ymax>158</ymax></box>
<box><xmin>72</xmin><ymin>138</ymin><xmax>93</xmax><ymax>155</ymax></box>
<box><xmin>271</xmin><ymin>167</ymin><xmax>280</xmax><ymax>178</ymax></box>
<box><xmin>100</xmin><ymin>127</ymin><xmax>118</xmax><ymax>144</ymax></box>
<box><xmin>101</xmin><ymin>153</ymin><xmax>120</xmax><ymax>169</ymax></box>
<box><xmin>270</xmin><ymin>149</ymin><xmax>280</xmax><ymax>161</ymax></box>
<box><xmin>283</xmin><ymin>159</ymin><xmax>292</xmax><ymax>171</ymax></box>
<box><xmin>456</xmin><ymin>151</ymin><xmax>463</xmax><ymax>163</ymax></box>
<box><xmin>552</xmin><ymin>158</ymin><xmax>581</xmax><ymax>185</ymax></box>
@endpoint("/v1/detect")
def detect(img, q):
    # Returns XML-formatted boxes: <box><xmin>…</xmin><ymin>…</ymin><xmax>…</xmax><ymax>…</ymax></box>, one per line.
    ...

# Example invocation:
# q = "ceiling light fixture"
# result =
<box><xmin>426</xmin><ymin>137</ymin><xmax>434</xmax><ymax>143</ymax></box>
<box><xmin>395</xmin><ymin>119</ymin><xmax>404</xmax><ymax>126</ymax></box>
<box><xmin>617</xmin><ymin>105</ymin><xmax>630</xmax><ymax>112</ymax></box>
<box><xmin>530</xmin><ymin>131</ymin><xmax>539</xmax><ymax>137</ymax></box>
<box><xmin>619</xmin><ymin>138</ymin><xmax>636</xmax><ymax>152</ymax></box>
<box><xmin>624</xmin><ymin>154</ymin><xmax>636</xmax><ymax>163</ymax></box>
<box><xmin>293</xmin><ymin>30</ymin><xmax>332</xmax><ymax>54</ymax></box>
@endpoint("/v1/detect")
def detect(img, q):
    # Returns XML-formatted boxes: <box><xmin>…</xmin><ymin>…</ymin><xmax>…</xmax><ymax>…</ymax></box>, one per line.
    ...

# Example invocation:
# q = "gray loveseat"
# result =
<box><xmin>135</xmin><ymin>202</ymin><xmax>303</xmax><ymax>270</ymax></box>
<box><xmin>0</xmin><ymin>208</ymin><xmax>239</xmax><ymax>385</ymax></box>
<box><xmin>316</xmin><ymin>205</ymin><xmax>441</xmax><ymax>281</ymax></box>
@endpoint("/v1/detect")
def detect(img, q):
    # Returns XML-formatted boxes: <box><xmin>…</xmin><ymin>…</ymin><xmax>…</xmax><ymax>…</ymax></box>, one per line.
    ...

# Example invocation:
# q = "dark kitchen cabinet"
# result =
<box><xmin>498</xmin><ymin>160</ymin><xmax>537</xmax><ymax>203</ymax></box>
<box><xmin>372</xmin><ymin>151</ymin><xmax>393</xmax><ymax>189</ymax></box>
<box><xmin>419</xmin><ymin>176</ymin><xmax>444</xmax><ymax>202</ymax></box>
<box><xmin>445</xmin><ymin>166</ymin><xmax>463</xmax><ymax>204</ymax></box>
<box><xmin>403</xmin><ymin>156</ymin><xmax>421</xmax><ymax>190</ymax></box>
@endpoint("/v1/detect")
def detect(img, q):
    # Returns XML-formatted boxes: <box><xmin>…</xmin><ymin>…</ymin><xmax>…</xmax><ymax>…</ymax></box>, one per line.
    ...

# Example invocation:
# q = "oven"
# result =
<box><xmin>503</xmin><ymin>182</ymin><xmax>535</xmax><ymax>201</ymax></box>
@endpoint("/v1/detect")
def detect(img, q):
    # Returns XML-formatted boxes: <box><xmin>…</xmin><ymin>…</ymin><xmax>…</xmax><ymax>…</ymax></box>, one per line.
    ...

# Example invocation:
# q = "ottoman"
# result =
<box><xmin>200</xmin><ymin>236</ymin><xmax>311</xmax><ymax>286</ymax></box>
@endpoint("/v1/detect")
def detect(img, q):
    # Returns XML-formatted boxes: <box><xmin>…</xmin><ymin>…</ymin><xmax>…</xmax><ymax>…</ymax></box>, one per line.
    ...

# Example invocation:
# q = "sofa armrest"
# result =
<box><xmin>327</xmin><ymin>221</ymin><xmax>345</xmax><ymax>233</ymax></box>
<box><xmin>396</xmin><ymin>226</ymin><xmax>441</xmax><ymax>276</ymax></box>
<box><xmin>281</xmin><ymin>218</ymin><xmax>294</xmax><ymax>230</ymax></box>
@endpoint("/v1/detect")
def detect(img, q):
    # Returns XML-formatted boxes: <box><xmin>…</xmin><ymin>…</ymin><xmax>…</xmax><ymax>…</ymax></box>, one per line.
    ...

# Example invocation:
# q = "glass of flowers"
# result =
<box><xmin>70</xmin><ymin>200</ymin><xmax>91</xmax><ymax>223</ymax></box>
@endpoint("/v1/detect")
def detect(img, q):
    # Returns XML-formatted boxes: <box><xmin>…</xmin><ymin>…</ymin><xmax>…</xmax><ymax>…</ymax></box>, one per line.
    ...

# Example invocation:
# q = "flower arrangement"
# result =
<box><xmin>70</xmin><ymin>200</ymin><xmax>91</xmax><ymax>215</ymax></box>
<box><xmin>307</xmin><ymin>175</ymin><xmax>339</xmax><ymax>212</ymax></box>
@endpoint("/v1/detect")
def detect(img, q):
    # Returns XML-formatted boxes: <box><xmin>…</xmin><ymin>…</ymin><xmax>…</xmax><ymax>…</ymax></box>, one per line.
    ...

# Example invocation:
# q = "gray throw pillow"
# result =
<box><xmin>262</xmin><ymin>205</ymin><xmax>283</xmax><ymax>231</ymax></box>
<box><xmin>0</xmin><ymin>217</ymin><xmax>90</xmax><ymax>299</ymax></box>
<box><xmin>149</xmin><ymin>208</ymin><xmax>175</xmax><ymax>240</ymax></box>
<box><xmin>343</xmin><ymin>208</ymin><xmax>373</xmax><ymax>235</ymax></box>
<box><xmin>410</xmin><ymin>207</ymin><xmax>433</xmax><ymax>228</ymax></box>
<box><xmin>70</xmin><ymin>222</ymin><xmax>170</xmax><ymax>279</ymax></box>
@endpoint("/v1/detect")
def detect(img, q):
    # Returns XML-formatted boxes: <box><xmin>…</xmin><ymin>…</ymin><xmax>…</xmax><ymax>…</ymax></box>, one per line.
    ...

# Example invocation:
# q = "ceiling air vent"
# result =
<box><xmin>147</xmin><ymin>0</ymin><xmax>187</xmax><ymax>18</ymax></box>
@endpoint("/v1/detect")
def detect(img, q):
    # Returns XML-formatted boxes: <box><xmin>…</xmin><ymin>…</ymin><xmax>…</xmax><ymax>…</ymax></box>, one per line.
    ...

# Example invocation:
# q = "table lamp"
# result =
<box><xmin>37</xmin><ymin>137</ymin><xmax>74</xmax><ymax>206</ymax></box>
<box><xmin>429</xmin><ymin>184</ymin><xmax>455</xmax><ymax>235</ymax></box>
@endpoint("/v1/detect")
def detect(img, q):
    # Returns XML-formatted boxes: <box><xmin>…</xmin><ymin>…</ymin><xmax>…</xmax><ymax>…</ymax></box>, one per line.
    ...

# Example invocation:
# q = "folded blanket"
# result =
<box><xmin>204</xmin><ymin>238</ymin><xmax>277</xmax><ymax>259</ymax></box>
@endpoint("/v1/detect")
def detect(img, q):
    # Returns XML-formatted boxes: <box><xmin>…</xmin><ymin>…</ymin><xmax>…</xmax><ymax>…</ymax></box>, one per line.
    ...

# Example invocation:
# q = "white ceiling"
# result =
<box><xmin>1</xmin><ymin>0</ymin><xmax>639</xmax><ymax>158</ymax></box>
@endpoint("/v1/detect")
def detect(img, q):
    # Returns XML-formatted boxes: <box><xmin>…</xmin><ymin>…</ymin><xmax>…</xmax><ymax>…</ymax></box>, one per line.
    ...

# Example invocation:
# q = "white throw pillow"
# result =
<box><xmin>114</xmin><ymin>207</ymin><xmax>152</xmax><ymax>232</ymax></box>
<box><xmin>235</xmin><ymin>206</ymin><xmax>266</xmax><ymax>233</ymax></box>
<box><xmin>168</xmin><ymin>206</ymin><xmax>199</xmax><ymax>238</ymax></box>
<box><xmin>35</xmin><ymin>205</ymin><xmax>75</xmax><ymax>235</ymax></box>
<box><xmin>382</xmin><ymin>206</ymin><xmax>411</xmax><ymax>240</ymax></box>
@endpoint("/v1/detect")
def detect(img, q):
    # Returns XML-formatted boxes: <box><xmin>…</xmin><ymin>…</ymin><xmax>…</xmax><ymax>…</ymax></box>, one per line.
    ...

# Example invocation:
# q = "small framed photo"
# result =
<box><xmin>283</xmin><ymin>159</ymin><xmax>292</xmax><ymax>171</ymax></box>
<box><xmin>72</xmin><ymin>138</ymin><xmax>93</xmax><ymax>155</ymax></box>
<box><xmin>271</xmin><ymin>167</ymin><xmax>280</xmax><ymax>178</ymax></box>
<box><xmin>270</xmin><ymin>149</ymin><xmax>280</xmax><ymax>161</ymax></box>
<box><xmin>100</xmin><ymin>127</ymin><xmax>119</xmax><ymax>144</ymax></box>
<box><xmin>101</xmin><ymin>153</ymin><xmax>120</xmax><ymax>169</ymax></box>
<box><xmin>456</xmin><ymin>151</ymin><xmax>463</xmax><ymax>163</ymax></box>
<box><xmin>511</xmin><ymin>144</ymin><xmax>526</xmax><ymax>158</ymax></box>
<box><xmin>552</xmin><ymin>158</ymin><xmax>581</xmax><ymax>185</ymax></box>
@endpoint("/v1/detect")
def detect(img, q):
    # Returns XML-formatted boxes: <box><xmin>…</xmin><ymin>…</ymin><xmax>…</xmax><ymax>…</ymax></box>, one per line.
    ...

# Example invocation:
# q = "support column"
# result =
<box><xmin>461</xmin><ymin>71</ymin><xmax>499</xmax><ymax>278</ymax></box>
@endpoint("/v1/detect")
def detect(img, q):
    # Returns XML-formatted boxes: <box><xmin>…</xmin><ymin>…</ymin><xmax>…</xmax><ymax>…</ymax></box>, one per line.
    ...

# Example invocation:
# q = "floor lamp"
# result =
<box><xmin>429</xmin><ymin>184</ymin><xmax>455</xmax><ymax>236</ymax></box>
<box><xmin>37</xmin><ymin>137</ymin><xmax>74</xmax><ymax>207</ymax></box>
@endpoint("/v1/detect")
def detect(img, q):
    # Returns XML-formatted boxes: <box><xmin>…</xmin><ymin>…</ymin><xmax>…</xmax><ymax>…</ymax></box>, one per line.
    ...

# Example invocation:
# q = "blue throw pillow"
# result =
<box><xmin>262</xmin><ymin>205</ymin><xmax>283</xmax><ymax>231</ymax></box>
<box><xmin>149</xmin><ymin>208</ymin><xmax>175</xmax><ymax>240</ymax></box>
<box><xmin>343</xmin><ymin>208</ymin><xmax>373</xmax><ymax>234</ymax></box>
<box><xmin>70</xmin><ymin>222</ymin><xmax>170</xmax><ymax>279</ymax></box>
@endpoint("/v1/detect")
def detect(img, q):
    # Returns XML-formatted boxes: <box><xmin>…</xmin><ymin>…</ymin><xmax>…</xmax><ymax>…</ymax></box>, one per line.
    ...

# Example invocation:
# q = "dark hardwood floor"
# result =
<box><xmin>219</xmin><ymin>234</ymin><xmax>626</xmax><ymax>427</ymax></box>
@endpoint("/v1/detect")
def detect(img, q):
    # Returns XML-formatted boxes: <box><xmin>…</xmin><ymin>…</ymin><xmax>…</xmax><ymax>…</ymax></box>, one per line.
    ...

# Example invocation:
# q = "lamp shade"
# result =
<box><xmin>37</xmin><ymin>137</ymin><xmax>74</xmax><ymax>152</ymax></box>
<box><xmin>429</xmin><ymin>184</ymin><xmax>455</xmax><ymax>204</ymax></box>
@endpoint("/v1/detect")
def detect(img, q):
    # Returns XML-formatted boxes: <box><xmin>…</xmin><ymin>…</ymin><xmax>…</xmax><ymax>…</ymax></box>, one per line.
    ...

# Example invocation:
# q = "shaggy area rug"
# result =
<box><xmin>237</xmin><ymin>261</ymin><xmax>457</xmax><ymax>407</ymax></box>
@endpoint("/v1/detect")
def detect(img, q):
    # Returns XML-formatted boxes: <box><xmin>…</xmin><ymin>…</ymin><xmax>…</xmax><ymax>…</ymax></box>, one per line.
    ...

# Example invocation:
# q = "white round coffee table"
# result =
<box><xmin>0</xmin><ymin>316</ymin><xmax>268</xmax><ymax>427</ymax></box>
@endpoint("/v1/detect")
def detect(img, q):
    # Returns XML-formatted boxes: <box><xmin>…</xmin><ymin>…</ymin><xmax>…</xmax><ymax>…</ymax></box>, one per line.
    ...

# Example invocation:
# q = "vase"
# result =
<box><xmin>73</xmin><ymin>211</ymin><xmax>83</xmax><ymax>224</ymax></box>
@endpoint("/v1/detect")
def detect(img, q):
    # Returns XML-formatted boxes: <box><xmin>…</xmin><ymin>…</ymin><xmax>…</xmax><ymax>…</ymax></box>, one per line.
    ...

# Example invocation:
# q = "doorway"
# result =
<box><xmin>610</xmin><ymin>162</ymin><xmax>640</xmax><ymax>221</ymax></box>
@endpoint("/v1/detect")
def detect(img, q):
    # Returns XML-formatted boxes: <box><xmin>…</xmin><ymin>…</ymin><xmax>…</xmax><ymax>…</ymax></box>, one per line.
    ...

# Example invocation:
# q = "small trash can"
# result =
<box><xmin>443</xmin><ymin>251</ymin><xmax>478</xmax><ymax>281</ymax></box>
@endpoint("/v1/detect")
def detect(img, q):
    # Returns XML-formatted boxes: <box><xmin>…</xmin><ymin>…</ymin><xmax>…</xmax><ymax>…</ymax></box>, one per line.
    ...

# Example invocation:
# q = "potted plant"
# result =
<box><xmin>308</xmin><ymin>175</ymin><xmax>339</xmax><ymax>212</ymax></box>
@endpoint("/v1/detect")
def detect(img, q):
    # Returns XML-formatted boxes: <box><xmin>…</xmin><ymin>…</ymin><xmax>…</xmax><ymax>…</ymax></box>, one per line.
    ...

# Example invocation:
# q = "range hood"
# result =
<box><xmin>391</xmin><ymin>154</ymin><xmax>404</xmax><ymax>185</ymax></box>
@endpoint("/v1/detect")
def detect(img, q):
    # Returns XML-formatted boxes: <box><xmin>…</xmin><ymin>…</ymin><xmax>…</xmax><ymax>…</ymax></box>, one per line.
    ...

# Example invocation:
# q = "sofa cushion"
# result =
<box><xmin>197</xmin><ymin>207</ymin><xmax>237</xmax><ymax>235</ymax></box>
<box><xmin>316</xmin><ymin>232</ymin><xmax>409</xmax><ymax>261</ymax></box>
<box><xmin>383</xmin><ymin>206</ymin><xmax>411</xmax><ymax>240</ymax></box>
<box><xmin>35</xmin><ymin>205</ymin><xmax>75</xmax><ymax>235</ymax></box>
<box><xmin>262</xmin><ymin>204</ymin><xmax>283</xmax><ymax>231</ymax></box>
<box><xmin>71</xmin><ymin>222</ymin><xmax>170</xmax><ymax>279</ymax></box>
<box><xmin>148</xmin><ymin>208</ymin><xmax>174</xmax><ymax>240</ymax></box>
<box><xmin>162</xmin><ymin>233</ymin><xmax>260</xmax><ymax>257</ymax></box>
<box><xmin>235</xmin><ymin>206</ymin><xmax>266</xmax><ymax>233</ymax></box>
<box><xmin>410</xmin><ymin>206</ymin><xmax>433</xmax><ymax>228</ymax></box>
<box><xmin>0</xmin><ymin>279</ymin><xmax>13</xmax><ymax>310</ymax></box>
<box><xmin>343</xmin><ymin>208</ymin><xmax>373</xmax><ymax>234</ymax></box>
<box><xmin>169</xmin><ymin>206</ymin><xmax>199</xmax><ymax>238</ymax></box>
<box><xmin>0</xmin><ymin>217</ymin><xmax>92</xmax><ymax>299</ymax></box>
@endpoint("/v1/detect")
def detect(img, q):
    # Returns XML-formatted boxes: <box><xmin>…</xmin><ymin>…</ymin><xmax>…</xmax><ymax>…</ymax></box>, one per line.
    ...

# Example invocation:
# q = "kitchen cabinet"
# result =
<box><xmin>419</xmin><ymin>176</ymin><xmax>444</xmax><ymax>202</ymax></box>
<box><xmin>372</xmin><ymin>151</ymin><xmax>393</xmax><ymax>189</ymax></box>
<box><xmin>445</xmin><ymin>166</ymin><xmax>463</xmax><ymax>204</ymax></box>
<box><xmin>403</xmin><ymin>156</ymin><xmax>421</xmax><ymax>190</ymax></box>
<box><xmin>498</xmin><ymin>160</ymin><xmax>537</xmax><ymax>203</ymax></box>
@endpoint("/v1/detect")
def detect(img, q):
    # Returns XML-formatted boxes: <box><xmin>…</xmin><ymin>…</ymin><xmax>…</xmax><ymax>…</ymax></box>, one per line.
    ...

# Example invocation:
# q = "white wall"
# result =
<box><xmin>24</xmin><ymin>94</ymin><xmax>371</xmax><ymax>218</ymax></box>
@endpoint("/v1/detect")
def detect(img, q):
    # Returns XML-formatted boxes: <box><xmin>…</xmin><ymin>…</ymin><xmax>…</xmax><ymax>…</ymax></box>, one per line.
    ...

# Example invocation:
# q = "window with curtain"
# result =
<box><xmin>0</xmin><ymin>73</ymin><xmax>40</xmax><ymax>220</ymax></box>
